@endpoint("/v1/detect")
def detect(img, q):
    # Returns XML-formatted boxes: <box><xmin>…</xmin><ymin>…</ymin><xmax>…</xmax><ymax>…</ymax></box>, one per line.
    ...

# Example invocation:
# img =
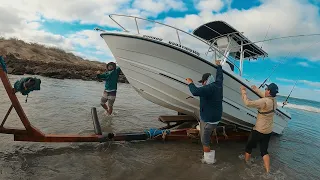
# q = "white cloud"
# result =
<box><xmin>0</xmin><ymin>0</ymin><xmax>189</xmax><ymax>61</ymax></box>
<box><xmin>2</xmin><ymin>0</ymin><xmax>320</xmax><ymax>63</ymax></box>
<box><xmin>94</xmin><ymin>50</ymin><xmax>106</xmax><ymax>55</ymax></box>
<box><xmin>4</xmin><ymin>29</ymin><xmax>75</xmax><ymax>51</ymax></box>
<box><xmin>0</xmin><ymin>0</ymin><xmax>186</xmax><ymax>27</ymax></box>
<box><xmin>0</xmin><ymin>0</ymin><xmax>129</xmax><ymax>25</ymax></box>
<box><xmin>0</xmin><ymin>4</ymin><xmax>74</xmax><ymax>51</ymax></box>
<box><xmin>195</xmin><ymin>0</ymin><xmax>224</xmax><ymax>12</ymax></box>
<box><xmin>159</xmin><ymin>0</ymin><xmax>320</xmax><ymax>61</ymax></box>
<box><xmin>276</xmin><ymin>78</ymin><xmax>295</xmax><ymax>83</ymax></box>
<box><xmin>299</xmin><ymin>80</ymin><xmax>320</xmax><ymax>87</ymax></box>
<box><xmin>132</xmin><ymin>0</ymin><xmax>186</xmax><ymax>17</ymax></box>
<box><xmin>297</xmin><ymin>62</ymin><xmax>309</xmax><ymax>67</ymax></box>
<box><xmin>276</xmin><ymin>78</ymin><xmax>320</xmax><ymax>88</ymax></box>
<box><xmin>0</xmin><ymin>6</ymin><xmax>22</xmax><ymax>33</ymax></box>
<box><xmin>277</xmin><ymin>85</ymin><xmax>320</xmax><ymax>102</ymax></box>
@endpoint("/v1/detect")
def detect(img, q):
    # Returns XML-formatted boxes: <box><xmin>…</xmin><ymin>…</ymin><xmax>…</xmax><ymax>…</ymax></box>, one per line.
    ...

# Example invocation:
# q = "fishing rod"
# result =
<box><xmin>260</xmin><ymin>24</ymin><xmax>271</xmax><ymax>49</ymax></box>
<box><xmin>282</xmin><ymin>80</ymin><xmax>298</xmax><ymax>108</ymax></box>
<box><xmin>229</xmin><ymin>33</ymin><xmax>320</xmax><ymax>50</ymax></box>
<box><xmin>258</xmin><ymin>62</ymin><xmax>282</xmax><ymax>89</ymax></box>
<box><xmin>257</xmin><ymin>38</ymin><xmax>320</xmax><ymax>89</ymax></box>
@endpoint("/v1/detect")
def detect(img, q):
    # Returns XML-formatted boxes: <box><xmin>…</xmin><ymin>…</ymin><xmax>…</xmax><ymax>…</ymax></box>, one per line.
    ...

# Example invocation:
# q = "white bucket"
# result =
<box><xmin>202</xmin><ymin>150</ymin><xmax>216</xmax><ymax>164</ymax></box>
<box><xmin>196</xmin><ymin>123</ymin><xmax>200</xmax><ymax>130</ymax></box>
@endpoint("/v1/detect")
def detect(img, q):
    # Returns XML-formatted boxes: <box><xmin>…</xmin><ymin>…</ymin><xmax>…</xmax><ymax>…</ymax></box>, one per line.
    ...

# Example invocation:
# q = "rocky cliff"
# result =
<box><xmin>0</xmin><ymin>37</ymin><xmax>128</xmax><ymax>83</ymax></box>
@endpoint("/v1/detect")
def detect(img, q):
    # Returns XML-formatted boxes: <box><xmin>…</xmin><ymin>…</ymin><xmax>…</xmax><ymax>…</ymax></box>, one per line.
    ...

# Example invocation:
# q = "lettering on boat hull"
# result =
<box><xmin>141</xmin><ymin>34</ymin><xmax>200</xmax><ymax>56</ymax></box>
<box><xmin>143</xmin><ymin>35</ymin><xmax>163</xmax><ymax>42</ymax></box>
<box><xmin>169</xmin><ymin>41</ymin><xmax>200</xmax><ymax>56</ymax></box>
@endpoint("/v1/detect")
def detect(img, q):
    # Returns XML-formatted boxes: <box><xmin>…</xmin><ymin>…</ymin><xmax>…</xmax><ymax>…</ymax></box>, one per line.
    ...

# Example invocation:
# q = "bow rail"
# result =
<box><xmin>108</xmin><ymin>14</ymin><xmax>242</xmax><ymax>74</ymax></box>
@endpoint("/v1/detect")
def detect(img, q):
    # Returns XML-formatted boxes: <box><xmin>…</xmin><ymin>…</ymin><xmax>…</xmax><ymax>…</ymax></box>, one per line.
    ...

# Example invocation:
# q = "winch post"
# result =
<box><xmin>91</xmin><ymin>107</ymin><xmax>102</xmax><ymax>135</ymax></box>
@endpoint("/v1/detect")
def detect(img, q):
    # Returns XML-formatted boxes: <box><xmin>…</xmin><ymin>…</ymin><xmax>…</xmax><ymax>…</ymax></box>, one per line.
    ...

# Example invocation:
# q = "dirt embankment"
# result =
<box><xmin>0</xmin><ymin>37</ymin><xmax>128</xmax><ymax>83</ymax></box>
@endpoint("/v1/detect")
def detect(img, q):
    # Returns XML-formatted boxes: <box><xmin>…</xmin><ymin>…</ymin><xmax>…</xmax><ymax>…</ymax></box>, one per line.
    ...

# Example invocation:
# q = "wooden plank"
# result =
<box><xmin>158</xmin><ymin>115</ymin><xmax>197</xmax><ymax>123</ymax></box>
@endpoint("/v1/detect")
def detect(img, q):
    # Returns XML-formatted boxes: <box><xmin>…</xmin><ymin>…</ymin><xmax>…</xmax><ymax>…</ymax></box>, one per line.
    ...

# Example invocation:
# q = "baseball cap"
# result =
<box><xmin>198</xmin><ymin>73</ymin><xmax>211</xmax><ymax>83</ymax></box>
<box><xmin>107</xmin><ymin>62</ymin><xmax>116</xmax><ymax>69</ymax></box>
<box><xmin>265</xmin><ymin>83</ymin><xmax>279</xmax><ymax>96</ymax></box>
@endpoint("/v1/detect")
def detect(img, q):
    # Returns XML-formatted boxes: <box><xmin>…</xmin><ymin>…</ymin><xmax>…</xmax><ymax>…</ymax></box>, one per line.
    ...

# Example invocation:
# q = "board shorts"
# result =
<box><xmin>100</xmin><ymin>91</ymin><xmax>116</xmax><ymax>107</ymax></box>
<box><xmin>245</xmin><ymin>130</ymin><xmax>271</xmax><ymax>157</ymax></box>
<box><xmin>200</xmin><ymin>120</ymin><xmax>218</xmax><ymax>147</ymax></box>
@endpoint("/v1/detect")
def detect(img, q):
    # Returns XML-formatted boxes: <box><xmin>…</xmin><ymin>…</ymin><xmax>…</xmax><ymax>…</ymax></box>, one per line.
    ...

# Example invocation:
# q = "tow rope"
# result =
<box><xmin>144</xmin><ymin>128</ymin><xmax>171</xmax><ymax>139</ymax></box>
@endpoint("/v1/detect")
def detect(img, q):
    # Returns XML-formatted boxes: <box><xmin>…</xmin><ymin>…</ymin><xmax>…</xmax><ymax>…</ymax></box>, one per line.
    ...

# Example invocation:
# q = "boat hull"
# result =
<box><xmin>100</xmin><ymin>33</ymin><xmax>291</xmax><ymax>134</ymax></box>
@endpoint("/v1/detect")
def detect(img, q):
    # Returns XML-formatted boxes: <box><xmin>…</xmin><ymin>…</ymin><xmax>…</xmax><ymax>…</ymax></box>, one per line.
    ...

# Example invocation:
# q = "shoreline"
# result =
<box><xmin>4</xmin><ymin>54</ymin><xmax>129</xmax><ymax>83</ymax></box>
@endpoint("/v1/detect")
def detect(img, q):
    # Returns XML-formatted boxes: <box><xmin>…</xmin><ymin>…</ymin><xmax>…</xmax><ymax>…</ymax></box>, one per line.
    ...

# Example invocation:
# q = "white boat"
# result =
<box><xmin>97</xmin><ymin>14</ymin><xmax>291</xmax><ymax>134</ymax></box>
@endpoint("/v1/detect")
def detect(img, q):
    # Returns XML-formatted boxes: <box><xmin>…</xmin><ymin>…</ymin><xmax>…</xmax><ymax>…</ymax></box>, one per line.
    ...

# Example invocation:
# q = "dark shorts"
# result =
<box><xmin>100</xmin><ymin>91</ymin><xmax>116</xmax><ymax>107</ymax></box>
<box><xmin>200</xmin><ymin>121</ymin><xmax>218</xmax><ymax>147</ymax></box>
<box><xmin>245</xmin><ymin>130</ymin><xmax>271</xmax><ymax>157</ymax></box>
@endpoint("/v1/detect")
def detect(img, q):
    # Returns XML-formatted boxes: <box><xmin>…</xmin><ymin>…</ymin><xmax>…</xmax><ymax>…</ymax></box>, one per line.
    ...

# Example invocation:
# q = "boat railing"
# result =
<box><xmin>108</xmin><ymin>14</ymin><xmax>241</xmax><ymax>73</ymax></box>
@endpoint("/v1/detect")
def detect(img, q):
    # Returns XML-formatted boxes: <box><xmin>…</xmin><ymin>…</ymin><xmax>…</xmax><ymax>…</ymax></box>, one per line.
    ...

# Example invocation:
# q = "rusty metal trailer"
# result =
<box><xmin>0</xmin><ymin>61</ymin><xmax>249</xmax><ymax>144</ymax></box>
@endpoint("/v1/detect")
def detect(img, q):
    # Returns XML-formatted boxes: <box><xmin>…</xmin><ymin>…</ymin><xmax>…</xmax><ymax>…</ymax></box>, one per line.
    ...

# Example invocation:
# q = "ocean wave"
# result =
<box><xmin>278</xmin><ymin>102</ymin><xmax>320</xmax><ymax>113</ymax></box>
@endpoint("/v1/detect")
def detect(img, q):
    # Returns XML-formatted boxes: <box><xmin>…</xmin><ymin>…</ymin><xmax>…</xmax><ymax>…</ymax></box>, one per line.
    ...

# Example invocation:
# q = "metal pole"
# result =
<box><xmin>240</xmin><ymin>41</ymin><xmax>244</xmax><ymax>76</ymax></box>
<box><xmin>135</xmin><ymin>18</ymin><xmax>139</xmax><ymax>34</ymax></box>
<box><xmin>220</xmin><ymin>36</ymin><xmax>231</xmax><ymax>65</ymax></box>
<box><xmin>176</xmin><ymin>30</ymin><xmax>181</xmax><ymax>45</ymax></box>
<box><xmin>109</xmin><ymin>15</ymin><xmax>129</xmax><ymax>32</ymax></box>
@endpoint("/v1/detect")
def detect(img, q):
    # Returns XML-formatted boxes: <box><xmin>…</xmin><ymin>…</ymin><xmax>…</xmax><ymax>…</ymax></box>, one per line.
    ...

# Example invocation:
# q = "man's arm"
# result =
<box><xmin>241</xmin><ymin>87</ymin><xmax>266</xmax><ymax>109</ymax></box>
<box><xmin>97</xmin><ymin>72</ymin><xmax>110</xmax><ymax>79</ymax></box>
<box><xmin>214</xmin><ymin>60</ymin><xmax>223</xmax><ymax>87</ymax></box>
<box><xmin>251</xmin><ymin>85</ymin><xmax>265</xmax><ymax>97</ymax></box>
<box><xmin>188</xmin><ymin>83</ymin><xmax>213</xmax><ymax>97</ymax></box>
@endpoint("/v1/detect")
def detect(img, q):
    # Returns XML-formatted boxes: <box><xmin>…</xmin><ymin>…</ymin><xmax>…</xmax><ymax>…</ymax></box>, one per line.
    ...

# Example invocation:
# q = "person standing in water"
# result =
<box><xmin>186</xmin><ymin>60</ymin><xmax>223</xmax><ymax>164</ymax></box>
<box><xmin>97</xmin><ymin>62</ymin><xmax>121</xmax><ymax>116</ymax></box>
<box><xmin>240</xmin><ymin>83</ymin><xmax>279</xmax><ymax>173</ymax></box>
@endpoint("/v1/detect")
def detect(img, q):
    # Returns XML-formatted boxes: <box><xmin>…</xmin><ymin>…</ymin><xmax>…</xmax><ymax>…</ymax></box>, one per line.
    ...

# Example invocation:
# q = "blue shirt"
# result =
<box><xmin>188</xmin><ymin>65</ymin><xmax>223</xmax><ymax>123</ymax></box>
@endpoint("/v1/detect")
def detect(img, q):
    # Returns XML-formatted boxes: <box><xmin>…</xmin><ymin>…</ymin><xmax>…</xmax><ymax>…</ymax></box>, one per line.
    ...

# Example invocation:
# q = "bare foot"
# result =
<box><xmin>104</xmin><ymin>111</ymin><xmax>111</xmax><ymax>116</ymax></box>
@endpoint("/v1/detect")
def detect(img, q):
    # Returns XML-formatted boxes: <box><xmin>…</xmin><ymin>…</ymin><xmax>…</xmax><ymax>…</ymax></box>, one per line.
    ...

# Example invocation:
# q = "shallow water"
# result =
<box><xmin>0</xmin><ymin>74</ymin><xmax>319</xmax><ymax>180</ymax></box>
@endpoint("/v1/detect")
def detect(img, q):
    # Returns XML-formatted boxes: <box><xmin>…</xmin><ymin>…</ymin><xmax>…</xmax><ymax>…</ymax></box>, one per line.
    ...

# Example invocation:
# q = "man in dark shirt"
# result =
<box><xmin>186</xmin><ymin>60</ymin><xmax>223</xmax><ymax>164</ymax></box>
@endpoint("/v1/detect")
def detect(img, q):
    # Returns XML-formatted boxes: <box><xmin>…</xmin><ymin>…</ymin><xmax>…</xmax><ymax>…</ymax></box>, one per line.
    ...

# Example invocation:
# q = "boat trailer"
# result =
<box><xmin>0</xmin><ymin>60</ymin><xmax>249</xmax><ymax>144</ymax></box>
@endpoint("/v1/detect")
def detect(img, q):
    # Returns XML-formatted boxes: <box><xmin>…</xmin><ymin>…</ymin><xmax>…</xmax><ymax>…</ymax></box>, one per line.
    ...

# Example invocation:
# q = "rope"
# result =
<box><xmin>144</xmin><ymin>128</ymin><xmax>171</xmax><ymax>139</ymax></box>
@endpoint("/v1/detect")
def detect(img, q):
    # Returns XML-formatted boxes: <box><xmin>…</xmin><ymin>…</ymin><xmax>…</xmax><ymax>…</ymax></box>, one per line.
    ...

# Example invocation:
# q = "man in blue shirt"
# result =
<box><xmin>186</xmin><ymin>60</ymin><xmax>223</xmax><ymax>164</ymax></box>
<box><xmin>97</xmin><ymin>62</ymin><xmax>121</xmax><ymax>116</ymax></box>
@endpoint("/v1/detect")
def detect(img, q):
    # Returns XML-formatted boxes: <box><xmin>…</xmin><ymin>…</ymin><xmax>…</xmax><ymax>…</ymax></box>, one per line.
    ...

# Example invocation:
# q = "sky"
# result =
<box><xmin>0</xmin><ymin>0</ymin><xmax>320</xmax><ymax>102</ymax></box>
